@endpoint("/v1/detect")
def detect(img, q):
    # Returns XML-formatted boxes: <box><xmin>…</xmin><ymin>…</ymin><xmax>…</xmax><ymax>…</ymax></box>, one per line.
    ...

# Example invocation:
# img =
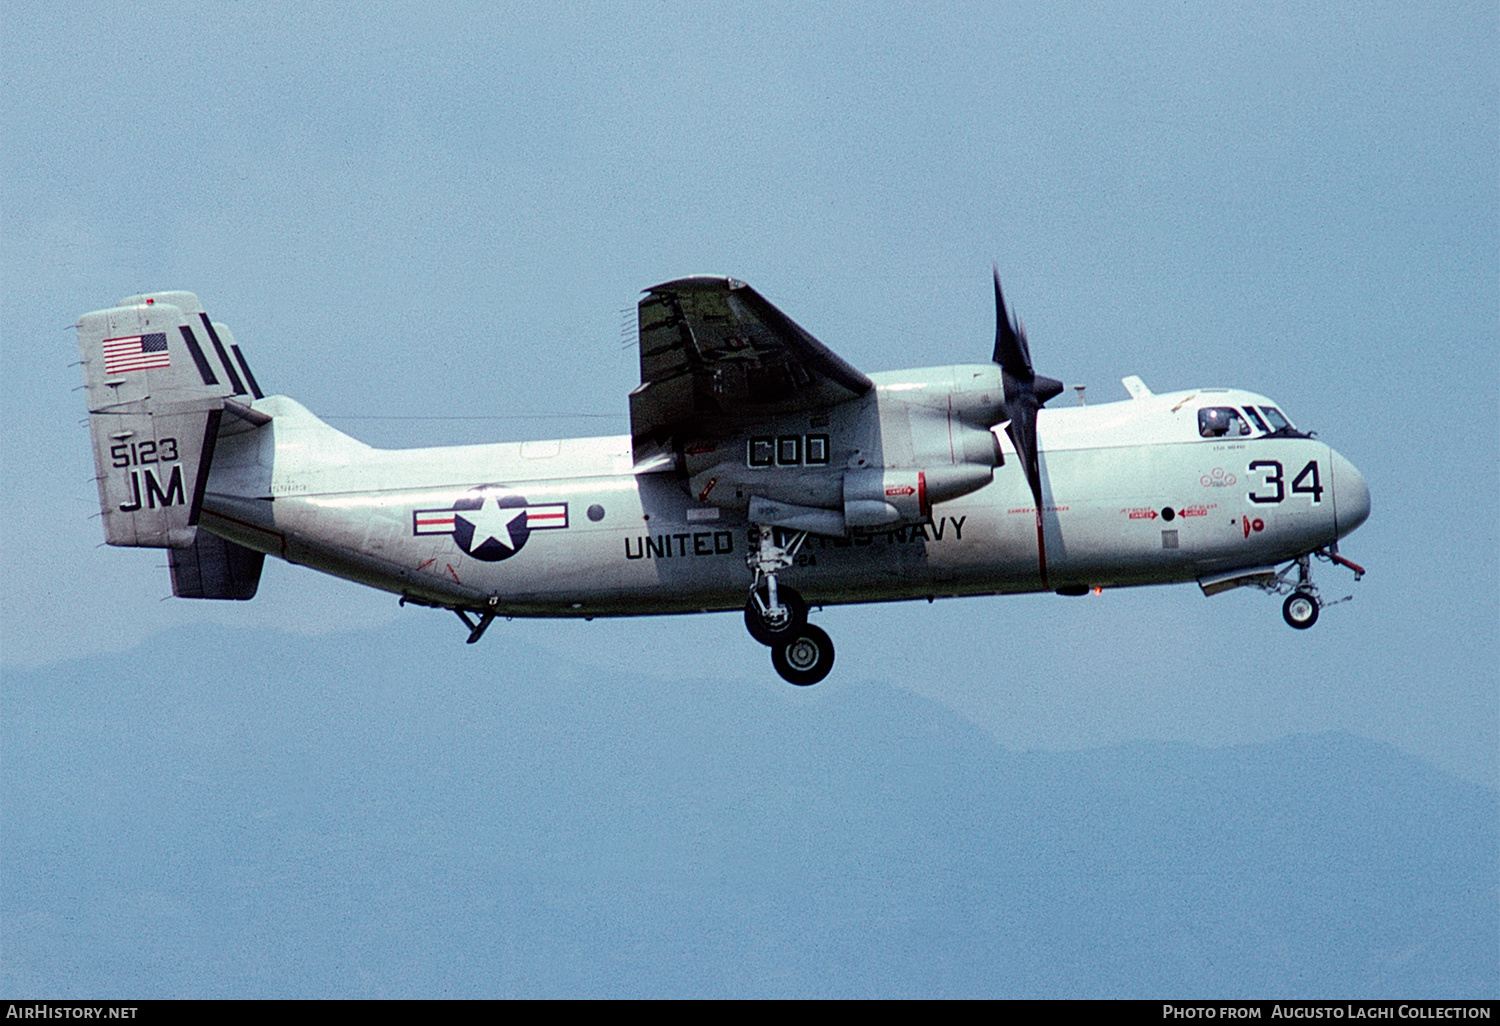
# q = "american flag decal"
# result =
<box><xmin>102</xmin><ymin>333</ymin><xmax>171</xmax><ymax>375</ymax></box>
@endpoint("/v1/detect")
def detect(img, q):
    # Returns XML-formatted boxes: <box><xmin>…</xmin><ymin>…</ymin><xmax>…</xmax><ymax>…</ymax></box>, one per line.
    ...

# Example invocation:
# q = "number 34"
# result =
<box><xmin>1249</xmin><ymin>460</ymin><xmax>1323</xmax><ymax>504</ymax></box>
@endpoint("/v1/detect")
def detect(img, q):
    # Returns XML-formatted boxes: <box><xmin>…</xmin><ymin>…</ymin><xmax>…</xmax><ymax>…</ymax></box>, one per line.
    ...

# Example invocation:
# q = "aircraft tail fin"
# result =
<box><xmin>76</xmin><ymin>291</ymin><xmax>265</xmax><ymax>548</ymax></box>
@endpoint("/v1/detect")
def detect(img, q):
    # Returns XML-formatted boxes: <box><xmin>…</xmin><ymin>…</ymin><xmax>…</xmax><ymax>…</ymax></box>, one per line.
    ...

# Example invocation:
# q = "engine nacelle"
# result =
<box><xmin>843</xmin><ymin>463</ymin><xmax>993</xmax><ymax>529</ymax></box>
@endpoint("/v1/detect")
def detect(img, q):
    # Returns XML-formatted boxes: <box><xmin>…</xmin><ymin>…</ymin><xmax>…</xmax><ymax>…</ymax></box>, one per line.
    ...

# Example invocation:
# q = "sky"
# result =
<box><xmin>2</xmin><ymin>0</ymin><xmax>1496</xmax><ymax>796</ymax></box>
<box><xmin>6</xmin><ymin>624</ymin><xmax>1494</xmax><ymax>997</ymax></box>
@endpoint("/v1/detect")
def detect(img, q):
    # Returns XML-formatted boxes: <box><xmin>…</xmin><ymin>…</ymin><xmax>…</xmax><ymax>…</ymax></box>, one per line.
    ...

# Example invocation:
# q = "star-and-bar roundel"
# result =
<box><xmin>412</xmin><ymin>490</ymin><xmax>569</xmax><ymax>561</ymax></box>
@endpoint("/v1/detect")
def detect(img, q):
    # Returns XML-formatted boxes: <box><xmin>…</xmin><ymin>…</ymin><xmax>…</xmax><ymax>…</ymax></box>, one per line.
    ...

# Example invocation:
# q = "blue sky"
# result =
<box><xmin>2</xmin><ymin>0</ymin><xmax>1496</xmax><ymax>787</ymax></box>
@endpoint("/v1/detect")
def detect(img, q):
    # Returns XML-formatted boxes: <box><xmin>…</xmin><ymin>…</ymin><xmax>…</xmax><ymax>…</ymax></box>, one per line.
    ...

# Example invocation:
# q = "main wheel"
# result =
<box><xmin>1283</xmin><ymin>590</ymin><xmax>1320</xmax><ymax>629</ymax></box>
<box><xmin>772</xmin><ymin>624</ymin><xmax>835</xmax><ymax>686</ymax></box>
<box><xmin>744</xmin><ymin>584</ymin><xmax>807</xmax><ymax>646</ymax></box>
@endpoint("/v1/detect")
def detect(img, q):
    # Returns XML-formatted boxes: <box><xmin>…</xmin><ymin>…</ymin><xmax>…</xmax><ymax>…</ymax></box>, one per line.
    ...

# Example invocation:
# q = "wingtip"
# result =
<box><xmin>643</xmin><ymin>275</ymin><xmax>743</xmax><ymax>295</ymax></box>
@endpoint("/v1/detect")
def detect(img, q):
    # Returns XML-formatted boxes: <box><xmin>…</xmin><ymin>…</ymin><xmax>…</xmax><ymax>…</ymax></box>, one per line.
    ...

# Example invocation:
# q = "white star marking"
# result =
<box><xmin>456</xmin><ymin>497</ymin><xmax>526</xmax><ymax>552</ymax></box>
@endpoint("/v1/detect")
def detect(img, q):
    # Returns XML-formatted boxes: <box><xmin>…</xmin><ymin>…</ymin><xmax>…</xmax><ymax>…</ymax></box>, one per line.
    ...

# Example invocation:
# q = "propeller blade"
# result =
<box><xmin>992</xmin><ymin>267</ymin><xmax>1034</xmax><ymax>378</ymax></box>
<box><xmin>990</xmin><ymin>267</ymin><xmax>1062</xmax><ymax>585</ymax></box>
<box><xmin>990</xmin><ymin>268</ymin><xmax>1063</xmax><ymax>511</ymax></box>
<box><xmin>1004</xmin><ymin>397</ymin><xmax>1046</xmax><ymax>513</ymax></box>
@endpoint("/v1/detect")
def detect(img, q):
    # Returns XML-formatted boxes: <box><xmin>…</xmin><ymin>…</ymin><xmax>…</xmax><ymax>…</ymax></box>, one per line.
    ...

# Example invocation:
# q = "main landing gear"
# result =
<box><xmin>1272</xmin><ymin>547</ymin><xmax>1366</xmax><ymax>630</ymax></box>
<box><xmin>746</xmin><ymin>526</ymin><xmax>834</xmax><ymax>685</ymax></box>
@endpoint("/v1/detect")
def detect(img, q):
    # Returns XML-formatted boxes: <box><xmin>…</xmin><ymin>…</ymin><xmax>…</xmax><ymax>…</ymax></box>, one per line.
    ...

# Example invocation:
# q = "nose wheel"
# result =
<box><xmin>1282</xmin><ymin>590</ymin><xmax>1319</xmax><ymax>629</ymax></box>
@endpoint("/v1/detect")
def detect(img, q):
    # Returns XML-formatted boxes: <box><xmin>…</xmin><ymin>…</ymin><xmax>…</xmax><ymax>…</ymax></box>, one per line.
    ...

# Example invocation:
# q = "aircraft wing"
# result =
<box><xmin>630</xmin><ymin>277</ymin><xmax>873</xmax><ymax>468</ymax></box>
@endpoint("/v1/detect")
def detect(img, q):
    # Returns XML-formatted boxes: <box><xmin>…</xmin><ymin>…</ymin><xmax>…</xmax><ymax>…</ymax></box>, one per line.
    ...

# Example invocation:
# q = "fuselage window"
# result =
<box><xmin>749</xmin><ymin>437</ymin><xmax>775</xmax><ymax>467</ymax></box>
<box><xmin>1198</xmin><ymin>406</ymin><xmax>1250</xmax><ymax>438</ymax></box>
<box><xmin>1242</xmin><ymin>406</ymin><xmax>1269</xmax><ymax>433</ymax></box>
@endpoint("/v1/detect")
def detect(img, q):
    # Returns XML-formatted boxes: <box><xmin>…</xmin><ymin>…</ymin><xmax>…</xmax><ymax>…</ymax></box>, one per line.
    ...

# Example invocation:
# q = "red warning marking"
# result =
<box><xmin>1242</xmin><ymin>515</ymin><xmax>1266</xmax><ymax>538</ymax></box>
<box><xmin>886</xmin><ymin>485</ymin><xmax>917</xmax><ymax>497</ymax></box>
<box><xmin>698</xmin><ymin>477</ymin><xmax>718</xmax><ymax>503</ymax></box>
<box><xmin>1180</xmin><ymin>506</ymin><xmax>1210</xmax><ymax>518</ymax></box>
<box><xmin>416</xmin><ymin>557</ymin><xmax>435</xmax><ymax>571</ymax></box>
<box><xmin>1035</xmin><ymin>507</ymin><xmax>1049</xmax><ymax>588</ymax></box>
<box><xmin>1127</xmin><ymin>508</ymin><xmax>1159</xmax><ymax>520</ymax></box>
<box><xmin>446</xmin><ymin>563</ymin><xmax>461</xmax><ymax>583</ymax></box>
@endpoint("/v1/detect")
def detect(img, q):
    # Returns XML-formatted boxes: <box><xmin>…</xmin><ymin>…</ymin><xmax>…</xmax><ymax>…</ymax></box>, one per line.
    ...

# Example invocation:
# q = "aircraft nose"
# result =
<box><xmin>1331</xmin><ymin>449</ymin><xmax>1371</xmax><ymax>537</ymax></box>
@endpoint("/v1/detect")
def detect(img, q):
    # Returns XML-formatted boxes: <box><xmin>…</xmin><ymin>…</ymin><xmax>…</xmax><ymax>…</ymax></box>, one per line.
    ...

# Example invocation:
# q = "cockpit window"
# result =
<box><xmin>1198</xmin><ymin>406</ymin><xmax>1250</xmax><ymax>438</ymax></box>
<box><xmin>1259</xmin><ymin>407</ymin><xmax>1292</xmax><ymax>432</ymax></box>
<box><xmin>1241</xmin><ymin>406</ymin><xmax>1269</xmax><ymax>432</ymax></box>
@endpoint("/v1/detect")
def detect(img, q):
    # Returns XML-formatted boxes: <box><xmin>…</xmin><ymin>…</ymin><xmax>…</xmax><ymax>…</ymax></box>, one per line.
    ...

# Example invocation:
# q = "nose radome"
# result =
<box><xmin>1331</xmin><ymin>450</ymin><xmax>1371</xmax><ymax>537</ymax></box>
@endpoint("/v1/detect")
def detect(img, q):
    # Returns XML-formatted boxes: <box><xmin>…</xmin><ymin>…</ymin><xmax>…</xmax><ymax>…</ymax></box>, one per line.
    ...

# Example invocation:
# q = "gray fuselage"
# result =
<box><xmin>196</xmin><ymin>378</ymin><xmax>1371</xmax><ymax>620</ymax></box>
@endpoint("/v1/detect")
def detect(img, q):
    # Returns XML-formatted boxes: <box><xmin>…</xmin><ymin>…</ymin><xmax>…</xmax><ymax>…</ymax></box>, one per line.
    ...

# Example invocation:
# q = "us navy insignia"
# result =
<box><xmin>413</xmin><ymin>490</ymin><xmax>568</xmax><ymax>561</ymax></box>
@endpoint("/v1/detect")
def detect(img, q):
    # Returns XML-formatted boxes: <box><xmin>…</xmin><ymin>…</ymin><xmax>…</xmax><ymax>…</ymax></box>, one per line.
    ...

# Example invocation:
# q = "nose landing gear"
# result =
<box><xmin>1272</xmin><ymin>548</ymin><xmax>1366</xmax><ymax>630</ymax></box>
<box><xmin>745</xmin><ymin>525</ymin><xmax>834</xmax><ymax>685</ymax></box>
<box><xmin>1280</xmin><ymin>554</ymin><xmax>1322</xmax><ymax>630</ymax></box>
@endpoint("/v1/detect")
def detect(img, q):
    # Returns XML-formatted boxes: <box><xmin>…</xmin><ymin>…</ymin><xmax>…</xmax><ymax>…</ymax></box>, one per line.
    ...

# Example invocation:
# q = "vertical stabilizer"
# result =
<box><xmin>77</xmin><ymin>292</ymin><xmax>255</xmax><ymax>548</ymax></box>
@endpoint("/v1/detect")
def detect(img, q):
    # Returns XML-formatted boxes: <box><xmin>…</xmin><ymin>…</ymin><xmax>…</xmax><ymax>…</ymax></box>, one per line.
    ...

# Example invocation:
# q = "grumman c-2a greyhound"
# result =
<box><xmin>77</xmin><ymin>272</ymin><xmax>1369</xmax><ymax>685</ymax></box>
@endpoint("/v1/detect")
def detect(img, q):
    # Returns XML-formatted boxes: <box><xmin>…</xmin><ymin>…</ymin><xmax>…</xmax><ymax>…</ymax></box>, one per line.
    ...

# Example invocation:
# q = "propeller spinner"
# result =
<box><xmin>991</xmin><ymin>268</ymin><xmax>1063</xmax><ymax>515</ymax></box>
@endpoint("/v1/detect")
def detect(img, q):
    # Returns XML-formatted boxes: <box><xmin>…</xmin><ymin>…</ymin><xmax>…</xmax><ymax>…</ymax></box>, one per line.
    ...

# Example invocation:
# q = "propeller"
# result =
<box><xmin>992</xmin><ymin>267</ymin><xmax>1064</xmax><ymax>514</ymax></box>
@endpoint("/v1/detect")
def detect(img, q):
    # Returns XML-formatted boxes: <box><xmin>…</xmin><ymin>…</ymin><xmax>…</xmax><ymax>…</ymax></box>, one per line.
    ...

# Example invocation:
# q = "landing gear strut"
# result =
<box><xmin>745</xmin><ymin>526</ymin><xmax>809</xmax><ymax>644</ymax></box>
<box><xmin>746</xmin><ymin>525</ymin><xmax>833</xmax><ymax>684</ymax></box>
